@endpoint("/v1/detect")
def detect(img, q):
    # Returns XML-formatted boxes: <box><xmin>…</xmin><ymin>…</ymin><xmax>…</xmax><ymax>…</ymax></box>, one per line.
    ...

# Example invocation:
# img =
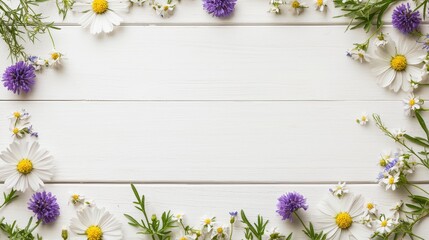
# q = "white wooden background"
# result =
<box><xmin>0</xmin><ymin>0</ymin><xmax>429</xmax><ymax>239</ymax></box>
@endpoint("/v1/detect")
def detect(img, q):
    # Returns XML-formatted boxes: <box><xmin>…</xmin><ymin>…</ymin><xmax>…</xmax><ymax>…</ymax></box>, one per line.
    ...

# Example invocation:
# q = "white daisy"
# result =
<box><xmin>268</xmin><ymin>0</ymin><xmax>286</xmax><ymax>14</ymax></box>
<box><xmin>201</xmin><ymin>216</ymin><xmax>215</xmax><ymax>233</ymax></box>
<box><xmin>375</xmin><ymin>215</ymin><xmax>394</xmax><ymax>234</ymax></box>
<box><xmin>289</xmin><ymin>0</ymin><xmax>308</xmax><ymax>14</ymax></box>
<box><xmin>329</xmin><ymin>181</ymin><xmax>349</xmax><ymax>198</ymax></box>
<box><xmin>347</xmin><ymin>49</ymin><xmax>369</xmax><ymax>63</ymax></box>
<box><xmin>315</xmin><ymin>194</ymin><xmax>371</xmax><ymax>240</ymax></box>
<box><xmin>69</xmin><ymin>192</ymin><xmax>85</xmax><ymax>205</ymax></box>
<box><xmin>403</xmin><ymin>93</ymin><xmax>423</xmax><ymax>116</ymax></box>
<box><xmin>374</xmin><ymin>33</ymin><xmax>389</xmax><ymax>48</ymax></box>
<box><xmin>264</xmin><ymin>227</ymin><xmax>285</xmax><ymax>240</ymax></box>
<box><xmin>9</xmin><ymin>120</ymin><xmax>31</xmax><ymax>139</ymax></box>
<box><xmin>9</xmin><ymin>109</ymin><xmax>30</xmax><ymax>121</ymax></box>
<box><xmin>172</xmin><ymin>212</ymin><xmax>185</xmax><ymax>222</ymax></box>
<box><xmin>48</xmin><ymin>49</ymin><xmax>64</xmax><ymax>66</ymax></box>
<box><xmin>363</xmin><ymin>201</ymin><xmax>377</xmax><ymax>216</ymax></box>
<box><xmin>356</xmin><ymin>113</ymin><xmax>369</xmax><ymax>126</ymax></box>
<box><xmin>378</xmin><ymin>150</ymin><xmax>392</xmax><ymax>167</ymax></box>
<box><xmin>382</xmin><ymin>173</ymin><xmax>399</xmax><ymax>191</ymax></box>
<box><xmin>371</xmin><ymin>36</ymin><xmax>425</xmax><ymax>92</ymax></box>
<box><xmin>72</xmin><ymin>0</ymin><xmax>130</xmax><ymax>34</ymax></box>
<box><xmin>211</xmin><ymin>225</ymin><xmax>230</xmax><ymax>240</ymax></box>
<box><xmin>359</xmin><ymin>214</ymin><xmax>373</xmax><ymax>228</ymax></box>
<box><xmin>314</xmin><ymin>0</ymin><xmax>327</xmax><ymax>12</ymax></box>
<box><xmin>0</xmin><ymin>141</ymin><xmax>54</xmax><ymax>192</ymax></box>
<box><xmin>153</xmin><ymin>3</ymin><xmax>176</xmax><ymax>18</ymax></box>
<box><xmin>70</xmin><ymin>206</ymin><xmax>122</xmax><ymax>240</ymax></box>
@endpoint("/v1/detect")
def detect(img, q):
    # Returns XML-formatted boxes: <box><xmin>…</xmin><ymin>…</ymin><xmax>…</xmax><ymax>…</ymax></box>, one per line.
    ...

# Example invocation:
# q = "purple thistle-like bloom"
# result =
<box><xmin>2</xmin><ymin>61</ymin><xmax>36</xmax><ymax>95</ymax></box>
<box><xmin>276</xmin><ymin>192</ymin><xmax>308</xmax><ymax>221</ymax></box>
<box><xmin>203</xmin><ymin>0</ymin><xmax>237</xmax><ymax>18</ymax></box>
<box><xmin>392</xmin><ymin>3</ymin><xmax>421</xmax><ymax>34</ymax></box>
<box><xmin>28</xmin><ymin>191</ymin><xmax>60</xmax><ymax>224</ymax></box>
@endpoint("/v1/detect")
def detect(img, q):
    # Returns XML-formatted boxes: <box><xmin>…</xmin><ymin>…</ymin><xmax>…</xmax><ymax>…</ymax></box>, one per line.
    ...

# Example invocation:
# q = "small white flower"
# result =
<box><xmin>211</xmin><ymin>225</ymin><xmax>230</xmax><ymax>240</ymax></box>
<box><xmin>382</xmin><ymin>173</ymin><xmax>400</xmax><ymax>191</ymax></box>
<box><xmin>68</xmin><ymin>192</ymin><xmax>85</xmax><ymax>205</ymax></box>
<box><xmin>173</xmin><ymin>212</ymin><xmax>185</xmax><ymax>222</ymax></box>
<box><xmin>70</xmin><ymin>206</ymin><xmax>122</xmax><ymax>239</ymax></box>
<box><xmin>329</xmin><ymin>181</ymin><xmax>349</xmax><ymax>198</ymax></box>
<box><xmin>0</xmin><ymin>141</ymin><xmax>54</xmax><ymax>192</ymax></box>
<box><xmin>363</xmin><ymin>201</ymin><xmax>377</xmax><ymax>216</ymax></box>
<box><xmin>356</xmin><ymin>113</ymin><xmax>369</xmax><ymax>125</ymax></box>
<box><xmin>390</xmin><ymin>128</ymin><xmax>406</xmax><ymax>141</ymax></box>
<box><xmin>27</xmin><ymin>56</ymin><xmax>46</xmax><ymax>70</ymax></box>
<box><xmin>131</xmin><ymin>0</ymin><xmax>147</xmax><ymax>6</ymax></box>
<box><xmin>375</xmin><ymin>215</ymin><xmax>394</xmax><ymax>234</ymax></box>
<box><xmin>9</xmin><ymin>120</ymin><xmax>31</xmax><ymax>139</ymax></box>
<box><xmin>268</xmin><ymin>0</ymin><xmax>286</xmax><ymax>14</ymax></box>
<box><xmin>154</xmin><ymin>3</ymin><xmax>176</xmax><ymax>18</ymax></box>
<box><xmin>289</xmin><ymin>0</ymin><xmax>308</xmax><ymax>14</ymax></box>
<box><xmin>264</xmin><ymin>227</ymin><xmax>285</xmax><ymax>240</ymax></box>
<box><xmin>374</xmin><ymin>33</ymin><xmax>389</xmax><ymax>47</ymax></box>
<box><xmin>347</xmin><ymin>49</ymin><xmax>369</xmax><ymax>63</ymax></box>
<box><xmin>48</xmin><ymin>49</ymin><xmax>64</xmax><ymax>66</ymax></box>
<box><xmin>378</xmin><ymin>150</ymin><xmax>392</xmax><ymax>167</ymax></box>
<box><xmin>314</xmin><ymin>0</ymin><xmax>327</xmax><ymax>11</ymax></box>
<box><xmin>201</xmin><ymin>216</ymin><xmax>215</xmax><ymax>232</ymax></box>
<box><xmin>9</xmin><ymin>109</ymin><xmax>30</xmax><ymax>121</ymax></box>
<box><xmin>403</xmin><ymin>93</ymin><xmax>424</xmax><ymax>116</ymax></box>
<box><xmin>360</xmin><ymin>214</ymin><xmax>374</xmax><ymax>228</ymax></box>
<box><xmin>390</xmin><ymin>201</ymin><xmax>403</xmax><ymax>219</ymax></box>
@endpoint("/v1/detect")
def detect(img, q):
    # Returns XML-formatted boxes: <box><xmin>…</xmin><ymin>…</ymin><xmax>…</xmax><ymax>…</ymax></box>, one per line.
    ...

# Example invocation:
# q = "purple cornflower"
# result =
<box><xmin>28</xmin><ymin>191</ymin><xmax>60</xmax><ymax>224</ymax></box>
<box><xmin>2</xmin><ymin>61</ymin><xmax>36</xmax><ymax>95</ymax></box>
<box><xmin>392</xmin><ymin>3</ymin><xmax>421</xmax><ymax>34</ymax></box>
<box><xmin>229</xmin><ymin>211</ymin><xmax>238</xmax><ymax>217</ymax></box>
<box><xmin>203</xmin><ymin>0</ymin><xmax>237</xmax><ymax>18</ymax></box>
<box><xmin>276</xmin><ymin>192</ymin><xmax>308</xmax><ymax>221</ymax></box>
<box><xmin>384</xmin><ymin>159</ymin><xmax>398</xmax><ymax>172</ymax></box>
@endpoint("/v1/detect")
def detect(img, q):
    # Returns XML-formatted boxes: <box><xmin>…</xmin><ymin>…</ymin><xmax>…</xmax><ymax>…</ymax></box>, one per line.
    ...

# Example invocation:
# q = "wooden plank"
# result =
<box><xmin>0</xmin><ymin>26</ymin><xmax>425</xmax><ymax>100</ymax></box>
<box><xmin>0</xmin><ymin>184</ymin><xmax>427</xmax><ymax>239</ymax></box>
<box><xmin>0</xmin><ymin>101</ymin><xmax>426</xmax><ymax>182</ymax></box>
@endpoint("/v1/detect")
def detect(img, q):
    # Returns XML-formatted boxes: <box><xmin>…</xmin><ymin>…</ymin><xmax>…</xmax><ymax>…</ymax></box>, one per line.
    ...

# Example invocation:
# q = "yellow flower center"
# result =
<box><xmin>51</xmin><ymin>52</ymin><xmax>60</xmax><ymax>60</ymax></box>
<box><xmin>86</xmin><ymin>225</ymin><xmax>103</xmax><ymax>240</ymax></box>
<box><xmin>179</xmin><ymin>237</ymin><xmax>187</xmax><ymax>240</ymax></box>
<box><xmin>390</xmin><ymin>55</ymin><xmax>407</xmax><ymax>71</ymax></box>
<box><xmin>316</xmin><ymin>0</ymin><xmax>323</xmax><ymax>6</ymax></box>
<box><xmin>163</xmin><ymin>5</ymin><xmax>169</xmax><ymax>11</ymax></box>
<box><xmin>12</xmin><ymin>128</ymin><xmax>19</xmax><ymax>134</ymax></box>
<box><xmin>17</xmin><ymin>159</ymin><xmax>33</xmax><ymax>175</ymax></box>
<box><xmin>335</xmin><ymin>212</ymin><xmax>353</xmax><ymax>229</ymax></box>
<box><xmin>92</xmin><ymin>0</ymin><xmax>108</xmax><ymax>14</ymax></box>
<box><xmin>361</xmin><ymin>116</ymin><xmax>367</xmax><ymax>121</ymax></box>
<box><xmin>381</xmin><ymin>220</ymin><xmax>388</xmax><ymax>227</ymax></box>
<box><xmin>72</xmin><ymin>194</ymin><xmax>80</xmax><ymax>201</ymax></box>
<box><xmin>13</xmin><ymin>112</ymin><xmax>21</xmax><ymax>118</ymax></box>
<box><xmin>366</xmin><ymin>203</ymin><xmax>374</xmax><ymax>210</ymax></box>
<box><xmin>204</xmin><ymin>218</ymin><xmax>211</xmax><ymax>225</ymax></box>
<box><xmin>379</xmin><ymin>159</ymin><xmax>387</xmax><ymax>167</ymax></box>
<box><xmin>409</xmin><ymin>98</ymin><xmax>416</xmax><ymax>106</ymax></box>
<box><xmin>388</xmin><ymin>176</ymin><xmax>395</xmax><ymax>184</ymax></box>
<box><xmin>292</xmin><ymin>1</ymin><xmax>300</xmax><ymax>8</ymax></box>
<box><xmin>217</xmin><ymin>227</ymin><xmax>223</xmax><ymax>234</ymax></box>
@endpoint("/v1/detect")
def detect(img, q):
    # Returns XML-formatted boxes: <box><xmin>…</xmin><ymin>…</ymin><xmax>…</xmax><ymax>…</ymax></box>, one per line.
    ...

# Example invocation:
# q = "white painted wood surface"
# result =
<box><xmin>1</xmin><ymin>0</ymin><xmax>429</xmax><ymax>239</ymax></box>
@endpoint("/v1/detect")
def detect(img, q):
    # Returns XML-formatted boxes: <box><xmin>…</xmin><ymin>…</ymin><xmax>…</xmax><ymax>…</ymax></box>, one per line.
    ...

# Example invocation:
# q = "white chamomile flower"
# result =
<box><xmin>356</xmin><ymin>113</ymin><xmax>369</xmax><ymax>126</ymax></box>
<box><xmin>329</xmin><ymin>181</ymin><xmax>349</xmax><ymax>198</ymax></box>
<box><xmin>268</xmin><ymin>0</ymin><xmax>286</xmax><ymax>14</ymax></box>
<box><xmin>347</xmin><ymin>49</ymin><xmax>369</xmax><ymax>63</ymax></box>
<box><xmin>69</xmin><ymin>192</ymin><xmax>85</xmax><ymax>205</ymax></box>
<box><xmin>9</xmin><ymin>120</ymin><xmax>30</xmax><ymax>138</ymax></box>
<box><xmin>154</xmin><ymin>3</ymin><xmax>176</xmax><ymax>18</ymax></box>
<box><xmin>378</xmin><ymin>150</ymin><xmax>392</xmax><ymax>167</ymax></box>
<box><xmin>264</xmin><ymin>227</ymin><xmax>285</xmax><ymax>240</ymax></box>
<box><xmin>375</xmin><ymin>215</ymin><xmax>394</xmax><ymax>234</ymax></box>
<box><xmin>390</xmin><ymin>128</ymin><xmax>406</xmax><ymax>141</ymax></box>
<box><xmin>382</xmin><ymin>173</ymin><xmax>399</xmax><ymax>191</ymax></box>
<box><xmin>211</xmin><ymin>225</ymin><xmax>230</xmax><ymax>240</ymax></box>
<box><xmin>403</xmin><ymin>93</ymin><xmax>423</xmax><ymax>116</ymax></box>
<box><xmin>173</xmin><ymin>212</ymin><xmax>185</xmax><ymax>222</ymax></box>
<box><xmin>48</xmin><ymin>49</ymin><xmax>64</xmax><ymax>66</ymax></box>
<box><xmin>9</xmin><ymin>109</ymin><xmax>30</xmax><ymax>121</ymax></box>
<box><xmin>0</xmin><ymin>141</ymin><xmax>54</xmax><ymax>192</ymax></box>
<box><xmin>289</xmin><ymin>0</ymin><xmax>308</xmax><ymax>14</ymax></box>
<box><xmin>374</xmin><ymin>32</ymin><xmax>389</xmax><ymax>48</ymax></box>
<box><xmin>70</xmin><ymin>206</ymin><xmax>122</xmax><ymax>239</ymax></box>
<box><xmin>72</xmin><ymin>0</ymin><xmax>130</xmax><ymax>34</ymax></box>
<box><xmin>371</xmin><ymin>36</ymin><xmax>426</xmax><ymax>92</ymax></box>
<box><xmin>27</xmin><ymin>56</ymin><xmax>46</xmax><ymax>70</ymax></box>
<box><xmin>315</xmin><ymin>194</ymin><xmax>372</xmax><ymax>239</ymax></box>
<box><xmin>314</xmin><ymin>0</ymin><xmax>327</xmax><ymax>12</ymax></box>
<box><xmin>363</xmin><ymin>201</ymin><xmax>377</xmax><ymax>216</ymax></box>
<box><xmin>201</xmin><ymin>216</ymin><xmax>215</xmax><ymax>232</ymax></box>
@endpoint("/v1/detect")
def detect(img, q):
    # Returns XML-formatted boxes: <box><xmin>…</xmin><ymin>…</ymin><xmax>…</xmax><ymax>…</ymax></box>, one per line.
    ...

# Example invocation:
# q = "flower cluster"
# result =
<box><xmin>268</xmin><ymin>0</ymin><xmax>326</xmax><ymax>15</ymax></box>
<box><xmin>376</xmin><ymin>150</ymin><xmax>416</xmax><ymax>191</ymax></box>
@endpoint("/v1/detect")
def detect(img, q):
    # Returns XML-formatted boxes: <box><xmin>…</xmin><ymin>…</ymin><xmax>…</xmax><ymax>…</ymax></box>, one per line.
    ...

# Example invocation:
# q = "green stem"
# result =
<box><xmin>229</xmin><ymin>222</ymin><xmax>234</xmax><ymax>240</ymax></box>
<box><xmin>293</xmin><ymin>212</ymin><xmax>309</xmax><ymax>233</ymax></box>
<box><xmin>47</xmin><ymin>28</ymin><xmax>56</xmax><ymax>49</ymax></box>
<box><xmin>410</xmin><ymin>184</ymin><xmax>429</xmax><ymax>196</ymax></box>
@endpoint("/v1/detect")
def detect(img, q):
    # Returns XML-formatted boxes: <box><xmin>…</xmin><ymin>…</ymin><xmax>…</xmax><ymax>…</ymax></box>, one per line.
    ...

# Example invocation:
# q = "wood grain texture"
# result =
<box><xmin>0</xmin><ymin>101</ymin><xmax>426</xmax><ymax>183</ymax></box>
<box><xmin>1</xmin><ymin>26</ymin><xmax>428</xmax><ymax>101</ymax></box>
<box><xmin>0</xmin><ymin>184</ymin><xmax>427</xmax><ymax>239</ymax></box>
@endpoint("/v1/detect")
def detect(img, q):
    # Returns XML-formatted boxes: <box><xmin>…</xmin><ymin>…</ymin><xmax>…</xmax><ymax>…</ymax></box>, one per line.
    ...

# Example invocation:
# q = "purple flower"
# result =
<box><xmin>28</xmin><ymin>191</ymin><xmax>60</xmax><ymax>224</ymax></box>
<box><xmin>2</xmin><ymin>61</ymin><xmax>36</xmax><ymax>95</ymax></box>
<box><xmin>203</xmin><ymin>0</ymin><xmax>237</xmax><ymax>18</ymax></box>
<box><xmin>392</xmin><ymin>3</ymin><xmax>421</xmax><ymax>34</ymax></box>
<box><xmin>276</xmin><ymin>192</ymin><xmax>308</xmax><ymax>221</ymax></box>
<box><xmin>229</xmin><ymin>211</ymin><xmax>238</xmax><ymax>217</ymax></box>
